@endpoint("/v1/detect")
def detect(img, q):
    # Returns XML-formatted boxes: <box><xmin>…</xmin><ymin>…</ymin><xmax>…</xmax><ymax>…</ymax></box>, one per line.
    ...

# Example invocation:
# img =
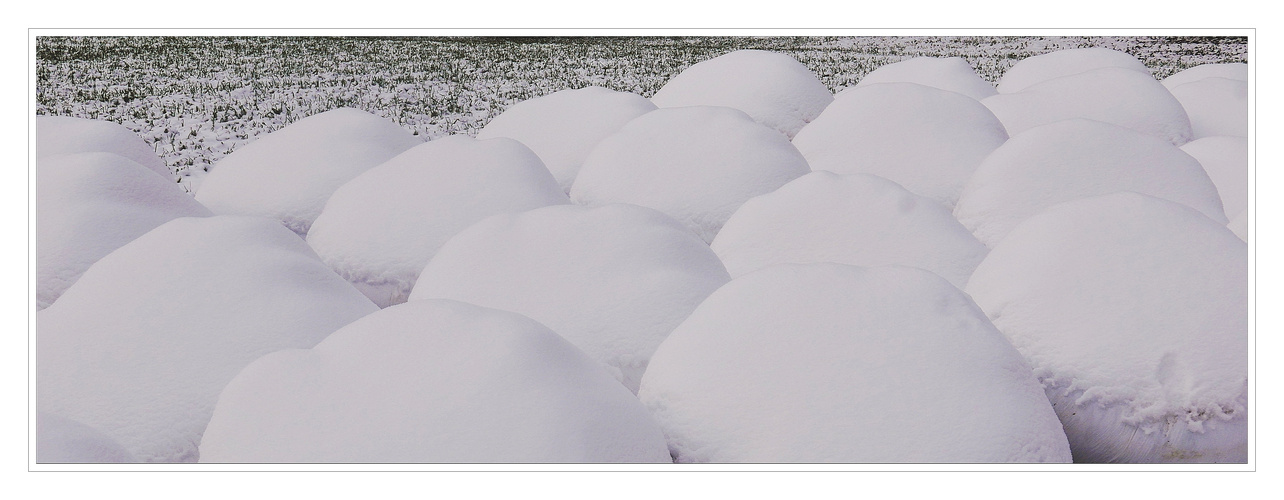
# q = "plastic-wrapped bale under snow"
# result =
<box><xmin>851</xmin><ymin>56</ymin><xmax>997</xmax><ymax>101</ymax></box>
<box><xmin>996</xmin><ymin>47</ymin><xmax>1151</xmax><ymax>94</ymax></box>
<box><xmin>38</xmin><ymin>115</ymin><xmax>171</xmax><ymax>178</ymax></box>
<box><xmin>1168</xmin><ymin>77</ymin><xmax>1248</xmax><ymax>139</ymax></box>
<box><xmin>1161</xmin><ymin>63</ymin><xmax>1247</xmax><ymax>90</ymax></box>
<box><xmin>1182</xmin><ymin>135</ymin><xmax>1248</xmax><ymax>221</ymax></box>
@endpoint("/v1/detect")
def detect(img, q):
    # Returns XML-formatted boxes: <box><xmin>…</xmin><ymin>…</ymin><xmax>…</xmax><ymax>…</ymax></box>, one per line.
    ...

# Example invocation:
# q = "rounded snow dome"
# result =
<box><xmin>1229</xmin><ymin>210</ymin><xmax>1249</xmax><ymax>241</ymax></box>
<box><xmin>38</xmin><ymin>115</ymin><xmax>171</xmax><ymax>178</ymax></box>
<box><xmin>638</xmin><ymin>263</ymin><xmax>1072</xmax><ymax>463</ymax></box>
<box><xmin>306</xmin><ymin>136</ymin><xmax>569</xmax><ymax>308</ymax></box>
<box><xmin>1168</xmin><ymin>77</ymin><xmax>1248</xmax><ymax>139</ymax></box>
<box><xmin>411</xmin><ymin>203</ymin><xmax>731</xmax><ymax>393</ymax></box>
<box><xmin>38</xmin><ymin>216</ymin><xmax>378</xmax><ymax>462</ymax></box>
<box><xmin>982</xmin><ymin>67</ymin><xmax>1194</xmax><ymax>145</ymax></box>
<box><xmin>954</xmin><ymin>119</ymin><xmax>1226</xmax><ymax>249</ymax></box>
<box><xmin>1162</xmin><ymin>63</ymin><xmax>1248</xmax><ymax>90</ymax></box>
<box><xmin>966</xmin><ymin>193</ymin><xmax>1247</xmax><ymax>463</ymax></box>
<box><xmin>792</xmin><ymin>82</ymin><xmax>1009</xmax><ymax>208</ymax></box>
<box><xmin>711</xmin><ymin>171</ymin><xmax>987</xmax><ymax>288</ymax></box>
<box><xmin>650</xmin><ymin>49</ymin><xmax>834</xmax><ymax>138</ymax></box>
<box><xmin>477</xmin><ymin>86</ymin><xmax>657</xmax><ymax>191</ymax></box>
<box><xmin>997</xmin><ymin>47</ymin><xmax>1151</xmax><ymax>94</ymax></box>
<box><xmin>38</xmin><ymin>152</ymin><xmax>212</xmax><ymax>310</ymax></box>
<box><xmin>570</xmin><ymin>106</ymin><xmax>810</xmax><ymax>242</ymax></box>
<box><xmin>200</xmin><ymin>299</ymin><xmax>671</xmax><ymax>463</ymax></box>
<box><xmin>852</xmin><ymin>56</ymin><xmax>997</xmax><ymax>101</ymax></box>
<box><xmin>38</xmin><ymin>412</ymin><xmax>137</xmax><ymax>464</ymax></box>
<box><xmin>1182</xmin><ymin>136</ymin><xmax>1248</xmax><ymax>220</ymax></box>
<box><xmin>194</xmin><ymin>107</ymin><xmax>421</xmax><ymax>236</ymax></box>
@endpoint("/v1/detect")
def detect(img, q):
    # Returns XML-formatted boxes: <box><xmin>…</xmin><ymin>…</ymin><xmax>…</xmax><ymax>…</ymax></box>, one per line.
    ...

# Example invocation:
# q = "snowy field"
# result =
<box><xmin>35</xmin><ymin>36</ymin><xmax>1250</xmax><ymax>466</ymax></box>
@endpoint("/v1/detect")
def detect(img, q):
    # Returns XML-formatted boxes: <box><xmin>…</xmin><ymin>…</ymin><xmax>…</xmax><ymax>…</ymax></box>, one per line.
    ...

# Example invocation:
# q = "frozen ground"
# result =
<box><xmin>35</xmin><ymin>36</ymin><xmax>1246</xmax><ymax>192</ymax></box>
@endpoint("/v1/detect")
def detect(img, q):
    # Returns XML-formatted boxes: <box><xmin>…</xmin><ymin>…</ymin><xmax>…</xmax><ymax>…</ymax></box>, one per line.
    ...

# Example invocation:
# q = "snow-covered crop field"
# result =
<box><xmin>35</xmin><ymin>35</ymin><xmax>1250</xmax><ymax>466</ymax></box>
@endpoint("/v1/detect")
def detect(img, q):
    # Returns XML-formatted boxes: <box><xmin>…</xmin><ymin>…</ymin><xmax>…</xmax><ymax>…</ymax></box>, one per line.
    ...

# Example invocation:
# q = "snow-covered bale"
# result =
<box><xmin>200</xmin><ymin>299</ymin><xmax>672</xmax><ymax>463</ymax></box>
<box><xmin>954</xmin><ymin>119</ymin><xmax>1227</xmax><ymax>249</ymax></box>
<box><xmin>1168</xmin><ymin>78</ymin><xmax>1248</xmax><ymax>139</ymax></box>
<box><xmin>306</xmin><ymin>136</ymin><xmax>569</xmax><ymax>308</ymax></box>
<box><xmin>1162</xmin><ymin>63</ymin><xmax>1248</xmax><ymax>90</ymax></box>
<box><xmin>650</xmin><ymin>50</ymin><xmax>833</xmax><ymax>138</ymax></box>
<box><xmin>792</xmin><ymin>82</ymin><xmax>1008</xmax><ymax>208</ymax></box>
<box><xmin>852</xmin><ymin>56</ymin><xmax>997</xmax><ymax>101</ymax></box>
<box><xmin>38</xmin><ymin>412</ymin><xmax>137</xmax><ymax>464</ymax></box>
<box><xmin>711</xmin><ymin>171</ymin><xmax>987</xmax><ymax>288</ymax></box>
<box><xmin>983</xmin><ymin>68</ymin><xmax>1194</xmax><ymax>146</ymax></box>
<box><xmin>38</xmin><ymin>216</ymin><xmax>378</xmax><ymax>463</ymax></box>
<box><xmin>411</xmin><ymin>204</ymin><xmax>731</xmax><ymax>393</ymax></box>
<box><xmin>638</xmin><ymin>263</ymin><xmax>1072</xmax><ymax>463</ymax></box>
<box><xmin>194</xmin><ymin>107</ymin><xmax>421</xmax><ymax>236</ymax></box>
<box><xmin>476</xmin><ymin>86</ymin><xmax>657</xmax><ymax>191</ymax></box>
<box><xmin>1182</xmin><ymin>136</ymin><xmax>1248</xmax><ymax>220</ymax></box>
<box><xmin>570</xmin><ymin>106</ymin><xmax>810</xmax><ymax>242</ymax></box>
<box><xmin>1229</xmin><ymin>210</ymin><xmax>1248</xmax><ymax>241</ymax></box>
<box><xmin>965</xmin><ymin>193</ymin><xmax>1247</xmax><ymax>463</ymax></box>
<box><xmin>38</xmin><ymin>115</ymin><xmax>170</xmax><ymax>178</ymax></box>
<box><xmin>38</xmin><ymin>152</ymin><xmax>213</xmax><ymax>310</ymax></box>
<box><xmin>996</xmin><ymin>47</ymin><xmax>1151</xmax><ymax>94</ymax></box>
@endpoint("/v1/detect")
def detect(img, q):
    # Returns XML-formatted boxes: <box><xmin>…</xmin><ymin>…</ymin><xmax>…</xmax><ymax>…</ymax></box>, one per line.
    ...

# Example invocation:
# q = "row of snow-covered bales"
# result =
<box><xmin>37</xmin><ymin>47</ymin><xmax>1248</xmax><ymax>464</ymax></box>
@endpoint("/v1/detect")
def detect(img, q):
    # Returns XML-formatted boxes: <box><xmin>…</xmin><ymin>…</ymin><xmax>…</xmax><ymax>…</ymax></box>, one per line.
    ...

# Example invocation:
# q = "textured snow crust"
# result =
<box><xmin>965</xmin><ymin>193</ymin><xmax>1247</xmax><ymax>463</ymax></box>
<box><xmin>792</xmin><ymin>82</ymin><xmax>1008</xmax><ymax>208</ymax></box>
<box><xmin>1168</xmin><ymin>77</ymin><xmax>1248</xmax><ymax>139</ymax></box>
<box><xmin>477</xmin><ymin>86</ymin><xmax>657</xmax><ymax>192</ymax></box>
<box><xmin>306</xmin><ymin>136</ymin><xmax>569</xmax><ymax>308</ymax></box>
<box><xmin>38</xmin><ymin>115</ymin><xmax>171</xmax><ymax>178</ymax></box>
<box><xmin>1182</xmin><ymin>135</ymin><xmax>1248</xmax><ymax>221</ymax></box>
<box><xmin>194</xmin><ymin>108</ymin><xmax>421</xmax><ymax>236</ymax></box>
<box><xmin>996</xmin><ymin>48</ymin><xmax>1151</xmax><ymax>94</ymax></box>
<box><xmin>411</xmin><ymin>203</ymin><xmax>731</xmax><ymax>393</ymax></box>
<box><xmin>38</xmin><ymin>412</ymin><xmax>137</xmax><ymax>464</ymax></box>
<box><xmin>1161</xmin><ymin>63</ymin><xmax>1248</xmax><ymax>90</ymax></box>
<box><xmin>650</xmin><ymin>49</ymin><xmax>834</xmax><ymax>138</ymax></box>
<box><xmin>852</xmin><ymin>56</ymin><xmax>997</xmax><ymax>101</ymax></box>
<box><xmin>199</xmin><ymin>299</ymin><xmax>672</xmax><ymax>463</ymax></box>
<box><xmin>38</xmin><ymin>216</ymin><xmax>378</xmax><ymax>463</ymax></box>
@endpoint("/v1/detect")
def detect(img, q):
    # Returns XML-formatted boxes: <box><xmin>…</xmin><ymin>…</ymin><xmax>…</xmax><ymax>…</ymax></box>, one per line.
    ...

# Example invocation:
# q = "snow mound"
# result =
<box><xmin>306</xmin><ymin>136</ymin><xmax>569</xmax><ymax>308</ymax></box>
<box><xmin>1162</xmin><ymin>63</ymin><xmax>1248</xmax><ymax>90</ymax></box>
<box><xmin>477</xmin><ymin>86</ymin><xmax>657</xmax><ymax>191</ymax></box>
<box><xmin>1229</xmin><ymin>210</ymin><xmax>1248</xmax><ymax>241</ymax></box>
<box><xmin>965</xmin><ymin>193</ymin><xmax>1247</xmax><ymax>463</ymax></box>
<box><xmin>792</xmin><ymin>82</ymin><xmax>1008</xmax><ymax>208</ymax></box>
<box><xmin>1168</xmin><ymin>77</ymin><xmax>1248</xmax><ymax>139</ymax></box>
<box><xmin>954</xmin><ymin>119</ymin><xmax>1227</xmax><ymax>249</ymax></box>
<box><xmin>638</xmin><ymin>263</ymin><xmax>1072</xmax><ymax>463</ymax></box>
<box><xmin>570</xmin><ymin>106</ymin><xmax>810</xmax><ymax>242</ymax></box>
<box><xmin>852</xmin><ymin>56</ymin><xmax>997</xmax><ymax>101</ymax></box>
<box><xmin>650</xmin><ymin>50</ymin><xmax>833</xmax><ymax>138</ymax></box>
<box><xmin>38</xmin><ymin>115</ymin><xmax>170</xmax><ymax>178</ymax></box>
<box><xmin>411</xmin><ymin>204</ymin><xmax>731</xmax><ymax>393</ymax></box>
<box><xmin>997</xmin><ymin>48</ymin><xmax>1151</xmax><ymax>94</ymax></box>
<box><xmin>1182</xmin><ymin>136</ymin><xmax>1248</xmax><ymax>220</ymax></box>
<box><xmin>38</xmin><ymin>216</ymin><xmax>378</xmax><ymax>463</ymax></box>
<box><xmin>200</xmin><ymin>299</ymin><xmax>672</xmax><ymax>463</ymax></box>
<box><xmin>38</xmin><ymin>152</ymin><xmax>213</xmax><ymax>310</ymax></box>
<box><xmin>983</xmin><ymin>67</ymin><xmax>1194</xmax><ymax>146</ymax></box>
<box><xmin>194</xmin><ymin>108</ymin><xmax>421</xmax><ymax>236</ymax></box>
<box><xmin>711</xmin><ymin>171</ymin><xmax>987</xmax><ymax>288</ymax></box>
<box><xmin>38</xmin><ymin>412</ymin><xmax>137</xmax><ymax>463</ymax></box>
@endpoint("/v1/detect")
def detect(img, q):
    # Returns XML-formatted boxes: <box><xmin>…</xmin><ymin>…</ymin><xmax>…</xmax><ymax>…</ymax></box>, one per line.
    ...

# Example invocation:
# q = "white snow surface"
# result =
<box><xmin>996</xmin><ymin>47</ymin><xmax>1151</xmax><ymax>94</ymax></box>
<box><xmin>570</xmin><ymin>106</ymin><xmax>810</xmax><ymax>242</ymax></box>
<box><xmin>1229</xmin><ymin>209</ymin><xmax>1249</xmax><ymax>241</ymax></box>
<box><xmin>411</xmin><ymin>203</ymin><xmax>731</xmax><ymax>393</ymax></box>
<box><xmin>650</xmin><ymin>50</ymin><xmax>834</xmax><ymax>138</ymax></box>
<box><xmin>476</xmin><ymin>86</ymin><xmax>657</xmax><ymax>192</ymax></box>
<box><xmin>851</xmin><ymin>56</ymin><xmax>997</xmax><ymax>101</ymax></box>
<box><xmin>965</xmin><ymin>193</ymin><xmax>1247</xmax><ymax>463</ymax></box>
<box><xmin>193</xmin><ymin>107</ymin><xmax>422</xmax><ymax>236</ymax></box>
<box><xmin>306</xmin><ymin>136</ymin><xmax>569</xmax><ymax>308</ymax></box>
<box><xmin>1182</xmin><ymin>135</ymin><xmax>1249</xmax><ymax>221</ymax></box>
<box><xmin>1168</xmin><ymin>77</ymin><xmax>1248</xmax><ymax>139</ymax></box>
<box><xmin>711</xmin><ymin>171</ymin><xmax>987</xmax><ymax>288</ymax></box>
<box><xmin>983</xmin><ymin>68</ymin><xmax>1194</xmax><ymax>146</ymax></box>
<box><xmin>792</xmin><ymin>82</ymin><xmax>1008</xmax><ymax>208</ymax></box>
<box><xmin>38</xmin><ymin>412</ymin><xmax>137</xmax><ymax>463</ymax></box>
<box><xmin>954</xmin><ymin>119</ymin><xmax>1227</xmax><ymax>249</ymax></box>
<box><xmin>38</xmin><ymin>216</ymin><xmax>378</xmax><ymax>463</ymax></box>
<box><xmin>638</xmin><ymin>263</ymin><xmax>1072</xmax><ymax>463</ymax></box>
<box><xmin>199</xmin><ymin>299</ymin><xmax>672</xmax><ymax>463</ymax></box>
<box><xmin>38</xmin><ymin>115</ymin><xmax>171</xmax><ymax>178</ymax></box>
<box><xmin>1161</xmin><ymin>63</ymin><xmax>1248</xmax><ymax>90</ymax></box>
<box><xmin>38</xmin><ymin>152</ymin><xmax>213</xmax><ymax>310</ymax></box>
